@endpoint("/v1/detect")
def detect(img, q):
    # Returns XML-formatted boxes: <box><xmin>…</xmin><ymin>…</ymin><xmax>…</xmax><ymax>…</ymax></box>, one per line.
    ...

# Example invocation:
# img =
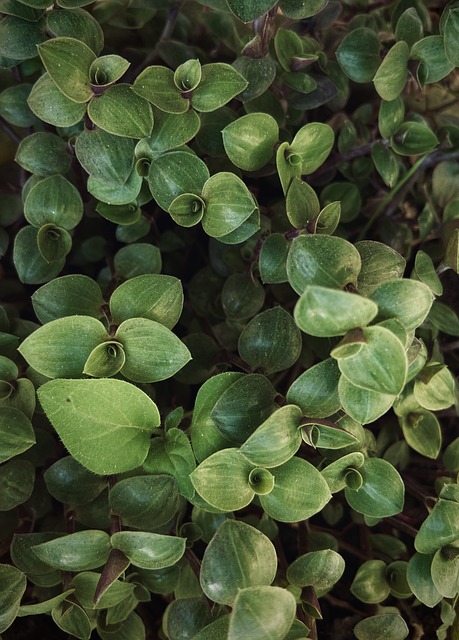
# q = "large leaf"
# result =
<box><xmin>87</xmin><ymin>84</ymin><xmax>154</xmax><ymax>139</ymax></box>
<box><xmin>111</xmin><ymin>532</ymin><xmax>186</xmax><ymax>570</ymax></box>
<box><xmin>287</xmin><ymin>358</ymin><xmax>341</xmax><ymax>418</ymax></box>
<box><xmin>222</xmin><ymin>113</ymin><xmax>278</xmax><ymax>171</ymax></box>
<box><xmin>373</xmin><ymin>41</ymin><xmax>409</xmax><ymax>101</ymax></box>
<box><xmin>200</xmin><ymin>520</ymin><xmax>277</xmax><ymax>605</ymax></box>
<box><xmin>19</xmin><ymin>316</ymin><xmax>108</xmax><ymax>378</ymax></box>
<box><xmin>336</xmin><ymin>28</ymin><xmax>380</xmax><ymax>83</ymax></box>
<box><xmin>32</xmin><ymin>275</ymin><xmax>103</xmax><ymax>324</ymax></box>
<box><xmin>24</xmin><ymin>174</ymin><xmax>83</xmax><ymax>230</ymax></box>
<box><xmin>32</xmin><ymin>530</ymin><xmax>110</xmax><ymax>571</ymax></box>
<box><xmin>37</xmin><ymin>378</ymin><xmax>160</xmax><ymax>474</ymax></box>
<box><xmin>370</xmin><ymin>279</ymin><xmax>434</xmax><ymax>330</ymax></box>
<box><xmin>75</xmin><ymin>128</ymin><xmax>135</xmax><ymax>185</ymax></box>
<box><xmin>345</xmin><ymin>458</ymin><xmax>404</xmax><ymax>518</ymax></box>
<box><xmin>287</xmin><ymin>234</ymin><xmax>361</xmax><ymax>294</ymax></box>
<box><xmin>294</xmin><ymin>286</ymin><xmax>378</xmax><ymax>337</ymax></box>
<box><xmin>37</xmin><ymin>36</ymin><xmax>95</xmax><ymax>103</ymax></box>
<box><xmin>192</xmin><ymin>63</ymin><xmax>247</xmax><ymax>112</ymax></box>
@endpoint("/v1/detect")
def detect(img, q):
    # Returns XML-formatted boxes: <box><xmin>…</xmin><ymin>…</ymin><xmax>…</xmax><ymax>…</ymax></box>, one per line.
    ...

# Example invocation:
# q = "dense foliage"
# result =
<box><xmin>0</xmin><ymin>0</ymin><xmax>459</xmax><ymax>638</ymax></box>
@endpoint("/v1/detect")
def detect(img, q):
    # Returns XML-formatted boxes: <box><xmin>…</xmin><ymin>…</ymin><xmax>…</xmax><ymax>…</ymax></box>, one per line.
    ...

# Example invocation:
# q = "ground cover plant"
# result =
<box><xmin>0</xmin><ymin>0</ymin><xmax>459</xmax><ymax>638</ymax></box>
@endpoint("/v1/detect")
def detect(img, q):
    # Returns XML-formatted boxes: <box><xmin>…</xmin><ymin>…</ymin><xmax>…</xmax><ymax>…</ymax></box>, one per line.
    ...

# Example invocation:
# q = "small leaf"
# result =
<box><xmin>238</xmin><ymin>307</ymin><xmax>302</xmax><ymax>374</ymax></box>
<box><xmin>111</xmin><ymin>532</ymin><xmax>186</xmax><ymax>570</ymax></box>
<box><xmin>287</xmin><ymin>358</ymin><xmax>341</xmax><ymax>419</ymax></box>
<box><xmin>259</xmin><ymin>233</ymin><xmax>289</xmax><ymax>284</ymax></box>
<box><xmin>44</xmin><ymin>456</ymin><xmax>105</xmax><ymax>505</ymax></box>
<box><xmin>444</xmin><ymin>7</ymin><xmax>459</xmax><ymax>66</ymax></box>
<box><xmin>411</xmin><ymin>36</ymin><xmax>454</xmax><ymax>85</ymax></box>
<box><xmin>87</xmin><ymin>84</ymin><xmax>153</xmax><ymax>138</ymax></box>
<box><xmin>32</xmin><ymin>530</ymin><xmax>110</xmax><ymax>571</ymax></box>
<box><xmin>174</xmin><ymin>58</ymin><xmax>202</xmax><ymax>91</ymax></box>
<box><xmin>0</xmin><ymin>564</ymin><xmax>27</xmax><ymax>634</ymax></box>
<box><xmin>351</xmin><ymin>560</ymin><xmax>390</xmax><ymax>603</ymax></box>
<box><xmin>345</xmin><ymin>458</ymin><xmax>404</xmax><ymax>518</ymax></box>
<box><xmin>294</xmin><ymin>286</ymin><xmax>378</xmax><ymax>337</ymax></box>
<box><xmin>370</xmin><ymin>279</ymin><xmax>434</xmax><ymax>330</ymax></box>
<box><xmin>89</xmin><ymin>55</ymin><xmax>130</xmax><ymax>87</ymax></box>
<box><xmin>240</xmin><ymin>405</ymin><xmax>303</xmax><ymax>468</ymax></box>
<box><xmin>287</xmin><ymin>122</ymin><xmax>334</xmax><ymax>174</ymax></box>
<box><xmin>356</xmin><ymin>240</ymin><xmax>405</xmax><ymax>296</ymax></box>
<box><xmin>24</xmin><ymin>175</ymin><xmax>83</xmax><ymax>230</ymax></box>
<box><xmin>407</xmin><ymin>552</ymin><xmax>442</xmax><ymax>608</ymax></box>
<box><xmin>222</xmin><ymin>113</ymin><xmax>278</xmax><ymax>171</ymax></box>
<box><xmin>391</xmin><ymin>122</ymin><xmax>438</xmax><ymax>156</ymax></box>
<box><xmin>287</xmin><ymin>234</ymin><xmax>361</xmax><ymax>294</ymax></box>
<box><xmin>19</xmin><ymin>316</ymin><xmax>108</xmax><ymax>378</ymax></box>
<box><xmin>169</xmin><ymin>193</ymin><xmax>205</xmax><ymax>228</ymax></box>
<box><xmin>414</xmin><ymin>364</ymin><xmax>456</xmax><ymax>410</ymax></box>
<box><xmin>228</xmin><ymin>586</ymin><xmax>296</xmax><ymax>640</ymax></box>
<box><xmin>338</xmin><ymin>375</ymin><xmax>395</xmax><ymax>424</ymax></box>
<box><xmin>133</xmin><ymin>65</ymin><xmax>189</xmax><ymax>114</ymax></box>
<box><xmin>378</xmin><ymin>97</ymin><xmax>405</xmax><ymax>139</ymax></box>
<box><xmin>192</xmin><ymin>63</ymin><xmax>248</xmax><ymax>112</ymax></box>
<box><xmin>226</xmin><ymin>0</ymin><xmax>276</xmax><ymax>22</ymax></box>
<box><xmin>286</xmin><ymin>178</ymin><xmax>320</xmax><ymax>228</ymax></box>
<box><xmin>37</xmin><ymin>378</ymin><xmax>160</xmax><ymax>474</ymax></box>
<box><xmin>32</xmin><ymin>275</ymin><xmax>103</xmax><ymax>324</ymax></box>
<box><xmin>190</xmin><ymin>448</ymin><xmax>254</xmax><ymax>511</ymax></box>
<box><xmin>287</xmin><ymin>549</ymin><xmax>345</xmax><ymax>591</ymax></box>
<box><xmin>336</xmin><ymin>28</ymin><xmax>380</xmax><ymax>83</ymax></box>
<box><xmin>373</xmin><ymin>41</ymin><xmax>409</xmax><ymax>101</ymax></box>
<box><xmin>15</xmin><ymin>132</ymin><xmax>71</xmax><ymax>176</ymax></box>
<box><xmin>354</xmin><ymin>614</ymin><xmax>409</xmax><ymax>640</ymax></box>
<box><xmin>260</xmin><ymin>456</ymin><xmax>332</xmax><ymax>522</ymax></box>
<box><xmin>75</xmin><ymin>129</ymin><xmax>135</xmax><ymax>185</ymax></box>
<box><xmin>83</xmin><ymin>341</ymin><xmax>125</xmax><ymax>378</ymax></box>
<box><xmin>115</xmin><ymin>317</ymin><xmax>191</xmax><ymax>383</ymax></box>
<box><xmin>200</xmin><ymin>520</ymin><xmax>277</xmax><ymax>604</ymax></box>
<box><xmin>37</xmin><ymin>36</ymin><xmax>95</xmax><ymax>103</ymax></box>
<box><xmin>0</xmin><ymin>407</ymin><xmax>35</xmax><ymax>464</ymax></box>
<box><xmin>201</xmin><ymin>172</ymin><xmax>256</xmax><ymax>238</ymax></box>
<box><xmin>110</xmin><ymin>274</ymin><xmax>183</xmax><ymax>328</ymax></box>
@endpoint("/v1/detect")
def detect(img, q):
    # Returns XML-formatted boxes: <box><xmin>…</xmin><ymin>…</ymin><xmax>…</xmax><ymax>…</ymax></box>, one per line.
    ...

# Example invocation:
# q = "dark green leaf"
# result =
<box><xmin>32</xmin><ymin>275</ymin><xmax>103</xmax><ymax>323</ymax></box>
<box><xmin>0</xmin><ymin>15</ymin><xmax>45</xmax><ymax>60</ymax></box>
<box><xmin>15</xmin><ymin>132</ymin><xmax>71</xmax><ymax>176</ymax></box>
<box><xmin>24</xmin><ymin>174</ymin><xmax>83</xmax><ymax>230</ymax></box>
<box><xmin>148</xmin><ymin>150</ymin><xmax>209</xmax><ymax>211</ymax></box>
<box><xmin>202</xmin><ymin>172</ymin><xmax>256</xmax><ymax>238</ymax></box>
<box><xmin>228</xmin><ymin>586</ymin><xmax>296</xmax><ymax>640</ymax></box>
<box><xmin>0</xmin><ymin>564</ymin><xmax>27</xmax><ymax>634</ymax></box>
<box><xmin>192</xmin><ymin>63</ymin><xmax>248</xmax><ymax>112</ymax></box>
<box><xmin>226</xmin><ymin>0</ymin><xmax>276</xmax><ymax>22</ymax></box>
<box><xmin>87</xmin><ymin>84</ymin><xmax>153</xmax><ymax>139</ymax></box>
<box><xmin>0</xmin><ymin>459</ymin><xmax>34</xmax><ymax>510</ymax></box>
<box><xmin>287</xmin><ymin>358</ymin><xmax>341</xmax><ymax>418</ymax></box>
<box><xmin>133</xmin><ymin>65</ymin><xmax>189</xmax><ymax>114</ymax></box>
<box><xmin>28</xmin><ymin>73</ymin><xmax>87</xmax><ymax>127</ymax></box>
<box><xmin>0</xmin><ymin>407</ymin><xmax>35</xmax><ymax>464</ymax></box>
<box><xmin>336</xmin><ymin>28</ymin><xmax>380</xmax><ymax>83</ymax></box>
<box><xmin>32</xmin><ymin>530</ymin><xmax>110</xmax><ymax>571</ymax></box>
<box><xmin>75</xmin><ymin>128</ymin><xmax>135</xmax><ymax>185</ymax></box>
<box><xmin>111</xmin><ymin>531</ymin><xmax>186</xmax><ymax>570</ymax></box>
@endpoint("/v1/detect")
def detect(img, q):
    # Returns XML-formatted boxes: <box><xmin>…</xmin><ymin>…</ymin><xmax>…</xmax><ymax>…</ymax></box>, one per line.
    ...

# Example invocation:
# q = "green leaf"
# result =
<box><xmin>232</xmin><ymin>55</ymin><xmax>276</xmax><ymax>102</ymax></box>
<box><xmin>109</xmin><ymin>475</ymin><xmax>179</xmax><ymax>530</ymax></box>
<box><xmin>169</xmin><ymin>193</ymin><xmax>205</xmax><ymax>228</ymax></box>
<box><xmin>378</xmin><ymin>97</ymin><xmax>405</xmax><ymax>139</ymax></box>
<box><xmin>111</xmin><ymin>532</ymin><xmax>186</xmax><ymax>570</ymax></box>
<box><xmin>0</xmin><ymin>407</ymin><xmax>35</xmax><ymax>463</ymax></box>
<box><xmin>133</xmin><ymin>65</ymin><xmax>189</xmax><ymax>114</ymax></box>
<box><xmin>44</xmin><ymin>456</ymin><xmax>106</xmax><ymax>505</ymax></box>
<box><xmin>210</xmin><ymin>373</ymin><xmax>276</xmax><ymax>444</ymax></box>
<box><xmin>259</xmin><ymin>233</ymin><xmax>289</xmax><ymax>284</ymax></box>
<box><xmin>0</xmin><ymin>15</ymin><xmax>45</xmax><ymax>60</ymax></box>
<box><xmin>336</xmin><ymin>326</ymin><xmax>407</xmax><ymax>395</ymax></box>
<box><xmin>83</xmin><ymin>341</ymin><xmax>125</xmax><ymax>378</ymax></box>
<box><xmin>148</xmin><ymin>150</ymin><xmax>209</xmax><ymax>212</ymax></box>
<box><xmin>345</xmin><ymin>458</ymin><xmax>404</xmax><ymax>517</ymax></box>
<box><xmin>287</xmin><ymin>234</ymin><xmax>361</xmax><ymax>294</ymax></box>
<box><xmin>0</xmin><ymin>83</ymin><xmax>36</xmax><ymax>128</ymax></box>
<box><xmin>228</xmin><ymin>586</ymin><xmax>296</xmax><ymax>640</ymax></box>
<box><xmin>32</xmin><ymin>275</ymin><xmax>103</xmax><ymax>324</ymax></box>
<box><xmin>444</xmin><ymin>7</ymin><xmax>459</xmax><ymax>66</ymax></box>
<box><xmin>373</xmin><ymin>41</ymin><xmax>409</xmax><ymax>101</ymax></box>
<box><xmin>240</xmin><ymin>405</ymin><xmax>302</xmax><ymax>468</ymax></box>
<box><xmin>190</xmin><ymin>448</ymin><xmax>254</xmax><ymax>511</ymax></box>
<box><xmin>144</xmin><ymin>428</ymin><xmax>196</xmax><ymax>500</ymax></box>
<box><xmin>336</xmin><ymin>28</ymin><xmax>380</xmax><ymax>83</ymax></box>
<box><xmin>279</xmin><ymin>0</ymin><xmax>327</xmax><ymax>18</ymax></box>
<box><xmin>354</xmin><ymin>614</ymin><xmax>409</xmax><ymax>640</ymax></box>
<box><xmin>391</xmin><ymin>122</ymin><xmax>438</xmax><ymax>156</ymax></box>
<box><xmin>19</xmin><ymin>316</ymin><xmax>107</xmax><ymax>378</ymax></box>
<box><xmin>338</xmin><ymin>375</ymin><xmax>395</xmax><ymax>424</ymax></box>
<box><xmin>286</xmin><ymin>178</ymin><xmax>320</xmax><ymax>228</ymax></box>
<box><xmin>287</xmin><ymin>549</ymin><xmax>345</xmax><ymax>592</ymax></box>
<box><xmin>276</xmin><ymin>140</ymin><xmax>301</xmax><ymax>196</ymax></box>
<box><xmin>37</xmin><ymin>378</ymin><xmax>160</xmax><ymax>474</ymax></box>
<box><xmin>87</xmin><ymin>84</ymin><xmax>153</xmax><ymax>139</ymax></box>
<box><xmin>0</xmin><ymin>564</ymin><xmax>26</xmax><ymax>634</ymax></box>
<box><xmin>115</xmin><ymin>317</ymin><xmax>191</xmax><ymax>383</ymax></box>
<box><xmin>430</xmin><ymin>546</ymin><xmax>459</xmax><ymax>598</ymax></box>
<box><xmin>260</xmin><ymin>457</ymin><xmax>332</xmax><ymax>522</ymax></box>
<box><xmin>226</xmin><ymin>0</ymin><xmax>276</xmax><ymax>22</ymax></box>
<box><xmin>110</xmin><ymin>274</ymin><xmax>183</xmax><ymax>328</ymax></box>
<box><xmin>0</xmin><ymin>459</ymin><xmax>34</xmax><ymax>510</ymax></box>
<box><xmin>222</xmin><ymin>113</ymin><xmax>278</xmax><ymax>171</ymax></box>
<box><xmin>294</xmin><ymin>286</ymin><xmax>378</xmax><ymax>337</ymax></box>
<box><xmin>46</xmin><ymin>6</ymin><xmax>104</xmax><ymax>55</ymax></box>
<box><xmin>274</xmin><ymin>28</ymin><xmax>304</xmax><ymax>72</ymax></box>
<box><xmin>166</xmin><ymin>598</ymin><xmax>212</xmax><ymax>640</ymax></box>
<box><xmin>287</xmin><ymin>358</ymin><xmax>341</xmax><ymax>418</ymax></box>
<box><xmin>415</xmin><ymin>486</ymin><xmax>459</xmax><ymax>554</ymax></box>
<box><xmin>370</xmin><ymin>279</ymin><xmax>434</xmax><ymax>330</ymax></box>
<box><xmin>413</xmin><ymin>250</ymin><xmax>443</xmax><ymax>295</ymax></box>
<box><xmin>407</xmin><ymin>552</ymin><xmax>442</xmax><ymax>608</ymax></box>
<box><xmin>24</xmin><ymin>175</ymin><xmax>83</xmax><ymax>230</ymax></box>
<box><xmin>142</xmin><ymin>107</ymin><xmax>201</xmax><ymax>155</ymax></box>
<box><xmin>36</xmin><ymin>224</ymin><xmax>72</xmax><ymax>263</ymax></box>
<box><xmin>445</xmin><ymin>228</ymin><xmax>459</xmax><ymax>273</ymax></box>
<box><xmin>395</xmin><ymin>8</ymin><xmax>423</xmax><ymax>48</ymax></box>
<box><xmin>411</xmin><ymin>36</ymin><xmax>455</xmax><ymax>85</ymax></box>
<box><xmin>114</xmin><ymin>243</ymin><xmax>162</xmax><ymax>278</ymax></box>
<box><xmin>238</xmin><ymin>307</ymin><xmax>302</xmax><ymax>374</ymax></box>
<box><xmin>371</xmin><ymin>143</ymin><xmax>399</xmax><ymax>188</ymax></box>
<box><xmin>351</xmin><ymin>560</ymin><xmax>390</xmax><ymax>603</ymax></box>
<box><xmin>37</xmin><ymin>36</ymin><xmax>95</xmax><ymax>103</ymax></box>
<box><xmin>414</xmin><ymin>364</ymin><xmax>456</xmax><ymax>410</ymax></box>
<box><xmin>201</xmin><ymin>172</ymin><xmax>256</xmax><ymax>238</ymax></box>
<box><xmin>71</xmin><ymin>571</ymin><xmax>135</xmax><ymax>610</ymax></box>
<box><xmin>15</xmin><ymin>132</ymin><xmax>71</xmax><ymax>177</ymax></box>
<box><xmin>190</xmin><ymin>372</ymin><xmax>242</xmax><ymax>462</ymax></box>
<box><xmin>200</xmin><ymin>520</ymin><xmax>277</xmax><ymax>604</ymax></box>
<box><xmin>89</xmin><ymin>54</ymin><xmax>130</xmax><ymax>86</ymax></box>
<box><xmin>32</xmin><ymin>530</ymin><xmax>110</xmax><ymax>571</ymax></box>
<box><xmin>97</xmin><ymin>612</ymin><xmax>144</xmax><ymax>640</ymax></box>
<box><xmin>356</xmin><ymin>240</ymin><xmax>406</xmax><ymax>296</ymax></box>
<box><xmin>13</xmin><ymin>225</ymin><xmax>65</xmax><ymax>285</ymax></box>
<box><xmin>75</xmin><ymin>128</ymin><xmax>135</xmax><ymax>185</ymax></box>
<box><xmin>18</xmin><ymin>590</ymin><xmax>76</xmax><ymax>617</ymax></box>
<box><xmin>287</xmin><ymin>122</ymin><xmax>334</xmax><ymax>174</ymax></box>
<box><xmin>399</xmin><ymin>409</ymin><xmax>441</xmax><ymax>459</ymax></box>
<box><xmin>192</xmin><ymin>63</ymin><xmax>248</xmax><ymax>112</ymax></box>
